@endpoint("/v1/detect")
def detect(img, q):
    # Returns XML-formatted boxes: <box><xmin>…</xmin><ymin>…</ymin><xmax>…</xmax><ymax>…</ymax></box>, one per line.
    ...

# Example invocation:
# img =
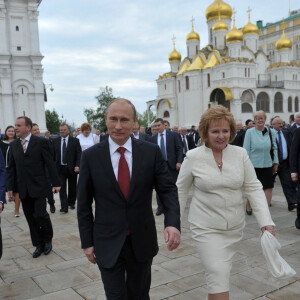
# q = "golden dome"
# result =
<box><xmin>186</xmin><ymin>27</ymin><xmax>200</xmax><ymax>41</ymax></box>
<box><xmin>226</xmin><ymin>18</ymin><xmax>243</xmax><ymax>44</ymax></box>
<box><xmin>242</xmin><ymin>14</ymin><xmax>259</xmax><ymax>35</ymax></box>
<box><xmin>276</xmin><ymin>28</ymin><xmax>292</xmax><ymax>51</ymax></box>
<box><xmin>205</xmin><ymin>0</ymin><xmax>232</xmax><ymax>22</ymax></box>
<box><xmin>168</xmin><ymin>45</ymin><xmax>181</xmax><ymax>62</ymax></box>
<box><xmin>212</xmin><ymin>12</ymin><xmax>228</xmax><ymax>31</ymax></box>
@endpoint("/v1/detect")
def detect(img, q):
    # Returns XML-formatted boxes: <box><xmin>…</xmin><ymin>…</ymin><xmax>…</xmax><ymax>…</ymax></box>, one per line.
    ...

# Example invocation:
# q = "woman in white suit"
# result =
<box><xmin>177</xmin><ymin>106</ymin><xmax>275</xmax><ymax>300</ymax></box>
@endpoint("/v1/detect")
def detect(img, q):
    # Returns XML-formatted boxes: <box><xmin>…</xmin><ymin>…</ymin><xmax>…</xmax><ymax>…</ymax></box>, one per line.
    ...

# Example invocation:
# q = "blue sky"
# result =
<box><xmin>39</xmin><ymin>0</ymin><xmax>298</xmax><ymax>128</ymax></box>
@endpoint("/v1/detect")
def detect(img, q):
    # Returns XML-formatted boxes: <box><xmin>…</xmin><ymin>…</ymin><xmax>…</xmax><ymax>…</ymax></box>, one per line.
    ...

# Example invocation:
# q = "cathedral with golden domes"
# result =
<box><xmin>147</xmin><ymin>0</ymin><xmax>300</xmax><ymax>127</ymax></box>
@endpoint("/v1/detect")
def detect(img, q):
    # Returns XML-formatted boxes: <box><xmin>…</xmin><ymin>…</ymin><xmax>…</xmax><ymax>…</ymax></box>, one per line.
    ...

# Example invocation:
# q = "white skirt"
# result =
<box><xmin>190</xmin><ymin>223</ymin><xmax>244</xmax><ymax>294</ymax></box>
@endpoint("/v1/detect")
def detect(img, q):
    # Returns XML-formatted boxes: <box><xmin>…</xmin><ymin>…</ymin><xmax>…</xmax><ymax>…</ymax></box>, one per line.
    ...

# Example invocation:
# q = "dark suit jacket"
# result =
<box><xmin>232</xmin><ymin>130</ymin><xmax>246</xmax><ymax>147</ymax></box>
<box><xmin>149</xmin><ymin>131</ymin><xmax>183</xmax><ymax>170</ymax></box>
<box><xmin>53</xmin><ymin>136</ymin><xmax>82</xmax><ymax>175</ymax></box>
<box><xmin>275</xmin><ymin>129</ymin><xmax>291</xmax><ymax>164</ymax></box>
<box><xmin>7</xmin><ymin>135</ymin><xmax>60</xmax><ymax>199</ymax></box>
<box><xmin>290</xmin><ymin>127</ymin><xmax>300</xmax><ymax>174</ymax></box>
<box><xmin>0</xmin><ymin>148</ymin><xmax>6</xmax><ymax>204</ymax></box>
<box><xmin>182</xmin><ymin>134</ymin><xmax>196</xmax><ymax>151</ymax></box>
<box><xmin>77</xmin><ymin>137</ymin><xmax>180</xmax><ymax>268</ymax></box>
<box><xmin>100</xmin><ymin>134</ymin><xmax>109</xmax><ymax>142</ymax></box>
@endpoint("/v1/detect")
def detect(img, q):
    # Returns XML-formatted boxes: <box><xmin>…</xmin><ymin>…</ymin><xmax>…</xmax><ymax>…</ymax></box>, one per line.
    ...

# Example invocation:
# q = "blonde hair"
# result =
<box><xmin>253</xmin><ymin>110</ymin><xmax>267</xmax><ymax>120</ymax></box>
<box><xmin>198</xmin><ymin>105</ymin><xmax>236</xmax><ymax>144</ymax></box>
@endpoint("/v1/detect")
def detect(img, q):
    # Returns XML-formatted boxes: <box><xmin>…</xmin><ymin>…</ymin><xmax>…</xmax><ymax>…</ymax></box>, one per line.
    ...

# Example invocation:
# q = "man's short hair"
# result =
<box><xmin>154</xmin><ymin>118</ymin><xmax>164</xmax><ymax>124</ymax></box>
<box><xmin>295</xmin><ymin>112</ymin><xmax>300</xmax><ymax>118</ymax></box>
<box><xmin>290</xmin><ymin>114</ymin><xmax>294</xmax><ymax>121</ymax></box>
<box><xmin>106</xmin><ymin>98</ymin><xmax>136</xmax><ymax>120</ymax></box>
<box><xmin>245</xmin><ymin>119</ymin><xmax>252</xmax><ymax>126</ymax></box>
<box><xmin>17</xmin><ymin>116</ymin><xmax>32</xmax><ymax>129</ymax></box>
<box><xmin>60</xmin><ymin>123</ymin><xmax>70</xmax><ymax>130</ymax></box>
<box><xmin>32</xmin><ymin>123</ymin><xmax>38</xmax><ymax>127</ymax></box>
<box><xmin>163</xmin><ymin>120</ymin><xmax>170</xmax><ymax>126</ymax></box>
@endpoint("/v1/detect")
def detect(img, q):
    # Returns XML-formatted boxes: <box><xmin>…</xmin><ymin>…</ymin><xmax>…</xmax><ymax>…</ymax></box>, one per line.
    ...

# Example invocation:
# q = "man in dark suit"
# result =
<box><xmin>289</xmin><ymin>112</ymin><xmax>300</xmax><ymax>136</ymax></box>
<box><xmin>53</xmin><ymin>124</ymin><xmax>81</xmax><ymax>213</ymax></box>
<box><xmin>31</xmin><ymin>123</ymin><xmax>56</xmax><ymax>213</ymax></box>
<box><xmin>150</xmin><ymin>118</ymin><xmax>183</xmax><ymax>215</ymax></box>
<box><xmin>132</xmin><ymin>123</ymin><xmax>149</xmax><ymax>141</ymax></box>
<box><xmin>180</xmin><ymin>127</ymin><xmax>195</xmax><ymax>156</ymax></box>
<box><xmin>189</xmin><ymin>125</ymin><xmax>200</xmax><ymax>145</ymax></box>
<box><xmin>272</xmin><ymin>117</ymin><xmax>297</xmax><ymax>211</ymax></box>
<box><xmin>7</xmin><ymin>117</ymin><xmax>60</xmax><ymax>258</ymax></box>
<box><xmin>290</xmin><ymin>127</ymin><xmax>300</xmax><ymax>228</ymax></box>
<box><xmin>77</xmin><ymin>99</ymin><xmax>180</xmax><ymax>300</ymax></box>
<box><xmin>0</xmin><ymin>147</ymin><xmax>6</xmax><ymax>260</ymax></box>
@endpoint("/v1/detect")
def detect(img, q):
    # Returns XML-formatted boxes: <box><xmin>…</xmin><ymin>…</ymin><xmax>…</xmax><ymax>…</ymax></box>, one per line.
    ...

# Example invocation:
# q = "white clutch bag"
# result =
<box><xmin>261</xmin><ymin>230</ymin><xmax>296</xmax><ymax>279</ymax></box>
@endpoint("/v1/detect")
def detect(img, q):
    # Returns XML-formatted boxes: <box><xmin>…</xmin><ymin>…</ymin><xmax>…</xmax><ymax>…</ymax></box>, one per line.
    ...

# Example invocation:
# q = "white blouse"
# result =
<box><xmin>77</xmin><ymin>133</ymin><xmax>96</xmax><ymax>151</ymax></box>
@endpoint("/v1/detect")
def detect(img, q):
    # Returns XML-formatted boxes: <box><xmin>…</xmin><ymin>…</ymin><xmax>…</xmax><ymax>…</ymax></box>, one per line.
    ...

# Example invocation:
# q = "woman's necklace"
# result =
<box><xmin>216</xmin><ymin>161</ymin><xmax>222</xmax><ymax>169</ymax></box>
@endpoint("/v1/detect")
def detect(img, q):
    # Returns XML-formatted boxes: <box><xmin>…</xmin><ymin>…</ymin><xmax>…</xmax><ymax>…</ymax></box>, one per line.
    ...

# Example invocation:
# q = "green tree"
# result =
<box><xmin>137</xmin><ymin>109</ymin><xmax>156</xmax><ymax>127</ymax></box>
<box><xmin>84</xmin><ymin>86</ymin><xmax>115</xmax><ymax>131</ymax></box>
<box><xmin>45</xmin><ymin>109</ymin><xmax>60</xmax><ymax>133</ymax></box>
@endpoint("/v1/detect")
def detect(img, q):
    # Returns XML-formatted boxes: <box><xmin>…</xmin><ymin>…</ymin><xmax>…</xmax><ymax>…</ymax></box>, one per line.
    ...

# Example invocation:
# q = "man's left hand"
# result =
<box><xmin>164</xmin><ymin>226</ymin><xmax>180</xmax><ymax>251</ymax></box>
<box><xmin>52</xmin><ymin>186</ymin><xmax>61</xmax><ymax>193</ymax></box>
<box><xmin>0</xmin><ymin>202</ymin><xmax>3</xmax><ymax>213</ymax></box>
<box><xmin>74</xmin><ymin>166</ymin><xmax>80</xmax><ymax>173</ymax></box>
<box><xmin>273</xmin><ymin>164</ymin><xmax>279</xmax><ymax>175</ymax></box>
<box><xmin>176</xmin><ymin>163</ymin><xmax>181</xmax><ymax>170</ymax></box>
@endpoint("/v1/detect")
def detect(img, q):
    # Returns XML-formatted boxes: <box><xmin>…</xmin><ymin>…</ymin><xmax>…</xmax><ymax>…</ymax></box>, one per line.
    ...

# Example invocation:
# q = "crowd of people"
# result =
<box><xmin>0</xmin><ymin>104</ymin><xmax>299</xmax><ymax>300</ymax></box>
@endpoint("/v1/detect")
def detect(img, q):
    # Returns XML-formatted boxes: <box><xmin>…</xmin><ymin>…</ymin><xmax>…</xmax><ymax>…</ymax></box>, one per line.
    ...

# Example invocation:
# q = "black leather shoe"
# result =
<box><xmin>295</xmin><ymin>218</ymin><xmax>300</xmax><ymax>229</ymax></box>
<box><xmin>50</xmin><ymin>205</ymin><xmax>56</xmax><ymax>213</ymax></box>
<box><xmin>33</xmin><ymin>246</ymin><xmax>44</xmax><ymax>258</ymax></box>
<box><xmin>156</xmin><ymin>210</ymin><xmax>163</xmax><ymax>216</ymax></box>
<box><xmin>69</xmin><ymin>205</ymin><xmax>75</xmax><ymax>210</ymax></box>
<box><xmin>288</xmin><ymin>204</ymin><xmax>297</xmax><ymax>211</ymax></box>
<box><xmin>246</xmin><ymin>209</ymin><xmax>252</xmax><ymax>215</ymax></box>
<box><xmin>44</xmin><ymin>241</ymin><xmax>52</xmax><ymax>255</ymax></box>
<box><xmin>60</xmin><ymin>208</ymin><xmax>68</xmax><ymax>213</ymax></box>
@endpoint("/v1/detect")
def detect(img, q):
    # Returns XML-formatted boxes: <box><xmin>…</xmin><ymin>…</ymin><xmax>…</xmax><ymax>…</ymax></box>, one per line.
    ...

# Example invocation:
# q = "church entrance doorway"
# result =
<box><xmin>209</xmin><ymin>88</ymin><xmax>232</xmax><ymax>111</ymax></box>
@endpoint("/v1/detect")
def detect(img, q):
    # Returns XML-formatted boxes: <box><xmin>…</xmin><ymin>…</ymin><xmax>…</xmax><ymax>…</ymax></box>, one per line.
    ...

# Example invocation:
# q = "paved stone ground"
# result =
<box><xmin>0</xmin><ymin>181</ymin><xmax>300</xmax><ymax>299</ymax></box>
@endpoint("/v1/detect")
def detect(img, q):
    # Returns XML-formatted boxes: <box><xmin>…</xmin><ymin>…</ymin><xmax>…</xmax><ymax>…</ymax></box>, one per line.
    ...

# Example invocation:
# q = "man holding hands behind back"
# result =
<box><xmin>77</xmin><ymin>98</ymin><xmax>180</xmax><ymax>300</ymax></box>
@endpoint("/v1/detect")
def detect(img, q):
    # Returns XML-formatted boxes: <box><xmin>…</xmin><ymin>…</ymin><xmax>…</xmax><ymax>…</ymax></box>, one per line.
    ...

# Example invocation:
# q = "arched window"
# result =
<box><xmin>256</xmin><ymin>92</ymin><xmax>270</xmax><ymax>112</ymax></box>
<box><xmin>185</xmin><ymin>76</ymin><xmax>189</xmax><ymax>90</ymax></box>
<box><xmin>288</xmin><ymin>97</ymin><xmax>293</xmax><ymax>112</ymax></box>
<box><xmin>295</xmin><ymin>97</ymin><xmax>299</xmax><ymax>112</ymax></box>
<box><xmin>163</xmin><ymin>111</ymin><xmax>170</xmax><ymax>118</ymax></box>
<box><xmin>274</xmin><ymin>92</ymin><xmax>283</xmax><ymax>113</ymax></box>
<box><xmin>242</xmin><ymin>103</ymin><xmax>253</xmax><ymax>113</ymax></box>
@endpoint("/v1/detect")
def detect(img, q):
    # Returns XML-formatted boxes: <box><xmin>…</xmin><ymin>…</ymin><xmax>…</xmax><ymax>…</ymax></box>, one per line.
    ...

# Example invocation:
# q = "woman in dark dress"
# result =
<box><xmin>0</xmin><ymin>126</ymin><xmax>20</xmax><ymax>217</ymax></box>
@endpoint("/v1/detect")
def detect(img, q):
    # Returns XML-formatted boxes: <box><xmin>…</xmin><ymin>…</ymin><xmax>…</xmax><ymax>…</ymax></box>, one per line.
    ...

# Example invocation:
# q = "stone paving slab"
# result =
<box><xmin>0</xmin><ymin>181</ymin><xmax>299</xmax><ymax>299</ymax></box>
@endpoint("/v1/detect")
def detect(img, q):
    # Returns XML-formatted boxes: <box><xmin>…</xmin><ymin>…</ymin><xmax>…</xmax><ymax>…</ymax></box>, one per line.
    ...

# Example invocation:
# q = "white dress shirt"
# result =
<box><xmin>109</xmin><ymin>136</ymin><xmax>132</xmax><ymax>180</ymax></box>
<box><xmin>20</xmin><ymin>133</ymin><xmax>32</xmax><ymax>151</ymax></box>
<box><xmin>61</xmin><ymin>135</ymin><xmax>69</xmax><ymax>165</ymax></box>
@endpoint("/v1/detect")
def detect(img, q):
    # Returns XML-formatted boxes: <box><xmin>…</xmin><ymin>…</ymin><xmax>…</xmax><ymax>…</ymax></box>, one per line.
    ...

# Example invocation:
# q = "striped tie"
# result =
<box><xmin>21</xmin><ymin>139</ymin><xmax>26</xmax><ymax>153</ymax></box>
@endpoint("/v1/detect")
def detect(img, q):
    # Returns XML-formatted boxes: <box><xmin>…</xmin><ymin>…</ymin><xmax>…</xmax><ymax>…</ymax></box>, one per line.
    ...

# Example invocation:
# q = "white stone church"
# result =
<box><xmin>0</xmin><ymin>0</ymin><xmax>47</xmax><ymax>132</ymax></box>
<box><xmin>147</xmin><ymin>0</ymin><xmax>300</xmax><ymax>127</ymax></box>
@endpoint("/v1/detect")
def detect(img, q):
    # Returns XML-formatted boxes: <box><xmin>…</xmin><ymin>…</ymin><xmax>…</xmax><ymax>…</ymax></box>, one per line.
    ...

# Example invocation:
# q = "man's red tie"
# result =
<box><xmin>117</xmin><ymin>147</ymin><xmax>130</xmax><ymax>200</ymax></box>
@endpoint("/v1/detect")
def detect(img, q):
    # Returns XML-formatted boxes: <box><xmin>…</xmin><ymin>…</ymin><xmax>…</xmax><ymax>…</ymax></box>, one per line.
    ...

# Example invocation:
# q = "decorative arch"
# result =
<box><xmin>157</xmin><ymin>98</ymin><xmax>171</xmax><ymax>110</ymax></box>
<box><xmin>209</xmin><ymin>87</ymin><xmax>233</xmax><ymax>111</ymax></box>
<box><xmin>240</xmin><ymin>89</ymin><xmax>255</xmax><ymax>102</ymax></box>
<box><xmin>13</xmin><ymin>79</ymin><xmax>34</xmax><ymax>94</ymax></box>
<box><xmin>256</xmin><ymin>92</ymin><xmax>270</xmax><ymax>112</ymax></box>
<box><xmin>274</xmin><ymin>92</ymin><xmax>283</xmax><ymax>113</ymax></box>
<box><xmin>242</xmin><ymin>103</ymin><xmax>253</xmax><ymax>113</ymax></box>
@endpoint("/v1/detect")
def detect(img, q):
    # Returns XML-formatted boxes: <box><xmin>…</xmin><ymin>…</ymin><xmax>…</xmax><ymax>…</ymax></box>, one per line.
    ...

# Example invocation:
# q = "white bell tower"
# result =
<box><xmin>0</xmin><ymin>0</ymin><xmax>47</xmax><ymax>132</ymax></box>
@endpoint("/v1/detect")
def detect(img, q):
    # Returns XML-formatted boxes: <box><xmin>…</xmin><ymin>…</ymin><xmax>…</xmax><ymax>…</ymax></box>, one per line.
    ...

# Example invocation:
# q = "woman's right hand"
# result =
<box><xmin>261</xmin><ymin>225</ymin><xmax>275</xmax><ymax>236</ymax></box>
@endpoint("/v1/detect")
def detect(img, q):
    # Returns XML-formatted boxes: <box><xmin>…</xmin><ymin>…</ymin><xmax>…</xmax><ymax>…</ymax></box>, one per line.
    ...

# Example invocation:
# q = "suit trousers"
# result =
<box><xmin>297</xmin><ymin>181</ymin><xmax>300</xmax><ymax>218</ymax></box>
<box><xmin>45</xmin><ymin>167</ymin><xmax>55</xmax><ymax>206</ymax></box>
<box><xmin>21</xmin><ymin>195</ymin><xmax>53</xmax><ymax>247</ymax></box>
<box><xmin>274</xmin><ymin>160</ymin><xmax>297</xmax><ymax>206</ymax></box>
<box><xmin>59</xmin><ymin>166</ymin><xmax>78</xmax><ymax>209</ymax></box>
<box><xmin>98</xmin><ymin>235</ymin><xmax>152</xmax><ymax>300</ymax></box>
<box><xmin>0</xmin><ymin>217</ymin><xmax>2</xmax><ymax>259</ymax></box>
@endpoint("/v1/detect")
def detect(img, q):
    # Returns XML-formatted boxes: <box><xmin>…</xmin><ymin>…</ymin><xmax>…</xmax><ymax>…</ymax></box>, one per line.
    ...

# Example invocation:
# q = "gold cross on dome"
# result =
<box><xmin>281</xmin><ymin>18</ymin><xmax>285</xmax><ymax>30</ymax></box>
<box><xmin>190</xmin><ymin>16</ymin><xmax>195</xmax><ymax>29</ymax></box>
<box><xmin>247</xmin><ymin>6</ymin><xmax>252</xmax><ymax>17</ymax></box>
<box><xmin>232</xmin><ymin>8</ymin><xmax>237</xmax><ymax>17</ymax></box>
<box><xmin>172</xmin><ymin>34</ymin><xmax>176</xmax><ymax>47</ymax></box>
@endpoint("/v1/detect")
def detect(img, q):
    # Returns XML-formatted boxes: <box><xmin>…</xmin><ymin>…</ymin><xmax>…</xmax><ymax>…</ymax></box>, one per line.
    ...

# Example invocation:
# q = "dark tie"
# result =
<box><xmin>277</xmin><ymin>131</ymin><xmax>283</xmax><ymax>162</ymax></box>
<box><xmin>62</xmin><ymin>138</ymin><xmax>67</xmax><ymax>164</ymax></box>
<box><xmin>160</xmin><ymin>134</ymin><xmax>167</xmax><ymax>160</ymax></box>
<box><xmin>182</xmin><ymin>136</ymin><xmax>188</xmax><ymax>154</ymax></box>
<box><xmin>117</xmin><ymin>147</ymin><xmax>130</xmax><ymax>200</ymax></box>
